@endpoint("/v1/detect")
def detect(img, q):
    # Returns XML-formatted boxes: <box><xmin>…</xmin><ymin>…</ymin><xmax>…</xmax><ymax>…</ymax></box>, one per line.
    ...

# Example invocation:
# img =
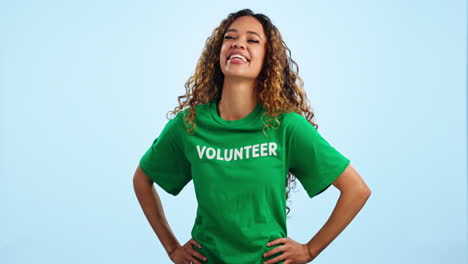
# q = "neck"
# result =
<box><xmin>217</xmin><ymin>77</ymin><xmax>258</xmax><ymax>121</ymax></box>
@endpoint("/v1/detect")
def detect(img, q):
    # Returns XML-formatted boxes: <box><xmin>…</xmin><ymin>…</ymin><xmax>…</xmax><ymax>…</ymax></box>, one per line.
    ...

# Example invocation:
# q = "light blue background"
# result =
<box><xmin>1</xmin><ymin>0</ymin><xmax>466</xmax><ymax>263</ymax></box>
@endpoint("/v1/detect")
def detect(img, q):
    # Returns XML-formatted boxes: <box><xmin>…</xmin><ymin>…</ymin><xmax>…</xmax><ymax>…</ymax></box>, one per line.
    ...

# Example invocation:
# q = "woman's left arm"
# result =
<box><xmin>305</xmin><ymin>164</ymin><xmax>371</xmax><ymax>259</ymax></box>
<box><xmin>263</xmin><ymin>164</ymin><xmax>371</xmax><ymax>264</ymax></box>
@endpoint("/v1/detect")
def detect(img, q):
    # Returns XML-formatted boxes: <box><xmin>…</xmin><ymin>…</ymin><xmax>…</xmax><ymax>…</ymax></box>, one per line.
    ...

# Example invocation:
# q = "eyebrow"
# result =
<box><xmin>225</xmin><ymin>28</ymin><xmax>262</xmax><ymax>40</ymax></box>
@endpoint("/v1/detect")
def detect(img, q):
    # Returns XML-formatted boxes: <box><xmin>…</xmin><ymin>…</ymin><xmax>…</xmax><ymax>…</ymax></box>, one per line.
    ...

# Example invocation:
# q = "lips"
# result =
<box><xmin>228</xmin><ymin>58</ymin><xmax>247</xmax><ymax>64</ymax></box>
<box><xmin>226</xmin><ymin>52</ymin><xmax>250</xmax><ymax>62</ymax></box>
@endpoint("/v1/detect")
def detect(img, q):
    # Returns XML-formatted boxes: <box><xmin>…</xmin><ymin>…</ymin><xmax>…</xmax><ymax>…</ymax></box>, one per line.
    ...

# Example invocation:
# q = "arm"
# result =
<box><xmin>132</xmin><ymin>165</ymin><xmax>181</xmax><ymax>256</ymax></box>
<box><xmin>306</xmin><ymin>164</ymin><xmax>371</xmax><ymax>259</ymax></box>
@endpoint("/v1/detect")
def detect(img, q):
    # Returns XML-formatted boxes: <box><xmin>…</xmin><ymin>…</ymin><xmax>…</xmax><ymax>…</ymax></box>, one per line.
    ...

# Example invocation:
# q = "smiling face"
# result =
<box><xmin>219</xmin><ymin>16</ymin><xmax>267</xmax><ymax>81</ymax></box>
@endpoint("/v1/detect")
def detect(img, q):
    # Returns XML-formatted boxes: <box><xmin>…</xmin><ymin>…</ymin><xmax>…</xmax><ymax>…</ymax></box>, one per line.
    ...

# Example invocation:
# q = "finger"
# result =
<box><xmin>264</xmin><ymin>253</ymin><xmax>287</xmax><ymax>264</ymax></box>
<box><xmin>190</xmin><ymin>238</ymin><xmax>202</xmax><ymax>249</ymax></box>
<box><xmin>188</xmin><ymin>256</ymin><xmax>203</xmax><ymax>264</ymax></box>
<box><xmin>267</xmin><ymin>237</ymin><xmax>287</xmax><ymax>247</ymax></box>
<box><xmin>264</xmin><ymin>245</ymin><xmax>286</xmax><ymax>258</ymax></box>
<box><xmin>183</xmin><ymin>261</ymin><xmax>190</xmax><ymax>264</ymax></box>
<box><xmin>187</xmin><ymin>247</ymin><xmax>207</xmax><ymax>262</ymax></box>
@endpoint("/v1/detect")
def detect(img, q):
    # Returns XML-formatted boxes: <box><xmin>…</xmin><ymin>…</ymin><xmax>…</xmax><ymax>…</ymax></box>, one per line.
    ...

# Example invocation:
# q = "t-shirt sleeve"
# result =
<box><xmin>139</xmin><ymin>113</ymin><xmax>192</xmax><ymax>196</ymax></box>
<box><xmin>287</xmin><ymin>114</ymin><xmax>350</xmax><ymax>198</ymax></box>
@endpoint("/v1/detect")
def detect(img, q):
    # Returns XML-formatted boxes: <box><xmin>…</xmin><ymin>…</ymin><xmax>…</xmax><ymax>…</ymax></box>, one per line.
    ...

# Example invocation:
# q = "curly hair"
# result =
<box><xmin>167</xmin><ymin>8</ymin><xmax>319</xmax><ymax>216</ymax></box>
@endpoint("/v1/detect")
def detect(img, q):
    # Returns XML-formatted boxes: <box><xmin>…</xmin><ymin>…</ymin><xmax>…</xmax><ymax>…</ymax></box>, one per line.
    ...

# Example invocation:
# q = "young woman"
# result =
<box><xmin>133</xmin><ymin>8</ymin><xmax>371</xmax><ymax>264</ymax></box>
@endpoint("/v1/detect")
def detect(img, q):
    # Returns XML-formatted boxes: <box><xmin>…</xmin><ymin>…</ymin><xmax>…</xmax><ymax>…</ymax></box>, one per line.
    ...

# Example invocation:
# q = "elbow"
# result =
<box><xmin>362</xmin><ymin>187</ymin><xmax>371</xmax><ymax>197</ymax></box>
<box><xmin>343</xmin><ymin>185</ymin><xmax>371</xmax><ymax>199</ymax></box>
<box><xmin>358</xmin><ymin>186</ymin><xmax>371</xmax><ymax>200</ymax></box>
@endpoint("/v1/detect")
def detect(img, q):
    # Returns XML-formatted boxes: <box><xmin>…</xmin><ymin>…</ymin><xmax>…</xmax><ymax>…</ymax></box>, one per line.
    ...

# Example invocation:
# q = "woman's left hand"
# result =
<box><xmin>263</xmin><ymin>237</ymin><xmax>315</xmax><ymax>264</ymax></box>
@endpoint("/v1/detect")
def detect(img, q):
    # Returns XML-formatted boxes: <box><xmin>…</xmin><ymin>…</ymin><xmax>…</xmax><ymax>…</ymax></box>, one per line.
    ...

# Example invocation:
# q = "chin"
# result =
<box><xmin>222</xmin><ymin>69</ymin><xmax>259</xmax><ymax>80</ymax></box>
<box><xmin>225</xmin><ymin>75</ymin><xmax>258</xmax><ymax>81</ymax></box>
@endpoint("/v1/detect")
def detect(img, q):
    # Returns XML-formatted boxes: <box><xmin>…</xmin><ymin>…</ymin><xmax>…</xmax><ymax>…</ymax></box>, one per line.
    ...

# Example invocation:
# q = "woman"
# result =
<box><xmin>133</xmin><ymin>8</ymin><xmax>371</xmax><ymax>264</ymax></box>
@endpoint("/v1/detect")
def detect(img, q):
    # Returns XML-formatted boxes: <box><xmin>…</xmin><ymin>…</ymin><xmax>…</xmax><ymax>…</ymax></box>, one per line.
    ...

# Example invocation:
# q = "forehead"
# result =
<box><xmin>226</xmin><ymin>16</ymin><xmax>265</xmax><ymax>37</ymax></box>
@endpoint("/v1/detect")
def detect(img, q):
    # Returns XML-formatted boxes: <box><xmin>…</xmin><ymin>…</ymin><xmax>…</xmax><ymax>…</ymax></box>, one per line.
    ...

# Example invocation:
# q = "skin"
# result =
<box><xmin>168</xmin><ymin>16</ymin><xmax>269</xmax><ymax>262</ymax></box>
<box><xmin>216</xmin><ymin>16</ymin><xmax>372</xmax><ymax>264</ymax></box>
<box><xmin>133</xmin><ymin>15</ymin><xmax>372</xmax><ymax>264</ymax></box>
<box><xmin>133</xmin><ymin>166</ymin><xmax>206</xmax><ymax>264</ymax></box>
<box><xmin>263</xmin><ymin>165</ymin><xmax>371</xmax><ymax>264</ymax></box>
<box><xmin>217</xmin><ymin>15</ymin><xmax>266</xmax><ymax>121</ymax></box>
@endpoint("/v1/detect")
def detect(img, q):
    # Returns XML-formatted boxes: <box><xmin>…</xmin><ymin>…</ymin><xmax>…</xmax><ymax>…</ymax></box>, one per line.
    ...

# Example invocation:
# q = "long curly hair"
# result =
<box><xmin>167</xmin><ymin>8</ymin><xmax>319</xmax><ymax>216</ymax></box>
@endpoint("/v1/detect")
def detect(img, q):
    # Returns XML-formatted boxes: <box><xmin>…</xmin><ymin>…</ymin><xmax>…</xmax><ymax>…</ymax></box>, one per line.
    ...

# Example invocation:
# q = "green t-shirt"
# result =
<box><xmin>139</xmin><ymin>99</ymin><xmax>350</xmax><ymax>264</ymax></box>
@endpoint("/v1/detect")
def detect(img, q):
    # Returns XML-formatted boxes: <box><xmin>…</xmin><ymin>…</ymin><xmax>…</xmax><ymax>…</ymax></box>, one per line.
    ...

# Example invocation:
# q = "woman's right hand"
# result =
<box><xmin>168</xmin><ymin>238</ymin><xmax>207</xmax><ymax>264</ymax></box>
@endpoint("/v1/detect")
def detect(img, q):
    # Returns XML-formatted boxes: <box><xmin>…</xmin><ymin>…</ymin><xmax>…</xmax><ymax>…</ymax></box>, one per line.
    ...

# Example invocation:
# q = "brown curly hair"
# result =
<box><xmin>167</xmin><ymin>8</ymin><xmax>319</xmax><ymax>216</ymax></box>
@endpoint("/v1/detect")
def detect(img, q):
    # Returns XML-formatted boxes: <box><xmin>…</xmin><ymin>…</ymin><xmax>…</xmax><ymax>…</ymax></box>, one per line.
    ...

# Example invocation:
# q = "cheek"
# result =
<box><xmin>254</xmin><ymin>47</ymin><xmax>266</xmax><ymax>59</ymax></box>
<box><xmin>260</xmin><ymin>48</ymin><xmax>266</xmax><ymax>61</ymax></box>
<box><xmin>220</xmin><ymin>44</ymin><xmax>229</xmax><ymax>59</ymax></box>
<box><xmin>219</xmin><ymin>55</ymin><xmax>227</xmax><ymax>67</ymax></box>
<box><xmin>254</xmin><ymin>51</ymin><xmax>266</xmax><ymax>66</ymax></box>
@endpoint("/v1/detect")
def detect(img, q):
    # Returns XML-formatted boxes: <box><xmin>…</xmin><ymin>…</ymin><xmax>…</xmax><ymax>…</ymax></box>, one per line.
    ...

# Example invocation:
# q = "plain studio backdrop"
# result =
<box><xmin>1</xmin><ymin>0</ymin><xmax>466</xmax><ymax>263</ymax></box>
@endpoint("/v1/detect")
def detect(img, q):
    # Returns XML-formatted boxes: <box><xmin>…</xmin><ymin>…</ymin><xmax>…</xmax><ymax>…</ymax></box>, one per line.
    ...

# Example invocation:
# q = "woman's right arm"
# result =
<box><xmin>132</xmin><ymin>165</ymin><xmax>182</xmax><ymax>256</ymax></box>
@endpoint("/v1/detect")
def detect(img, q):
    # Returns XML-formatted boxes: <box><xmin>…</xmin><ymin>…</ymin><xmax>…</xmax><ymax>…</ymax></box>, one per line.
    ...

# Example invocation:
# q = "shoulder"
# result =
<box><xmin>174</xmin><ymin>102</ymin><xmax>210</xmax><ymax>119</ymax></box>
<box><xmin>279</xmin><ymin>111</ymin><xmax>309</xmax><ymax>130</ymax></box>
<box><xmin>171</xmin><ymin>102</ymin><xmax>211</xmax><ymax>129</ymax></box>
<box><xmin>278</xmin><ymin>111</ymin><xmax>319</xmax><ymax>142</ymax></box>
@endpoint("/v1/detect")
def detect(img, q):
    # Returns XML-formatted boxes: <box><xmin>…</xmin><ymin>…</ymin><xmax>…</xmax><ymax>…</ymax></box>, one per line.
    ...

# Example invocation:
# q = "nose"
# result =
<box><xmin>232</xmin><ymin>40</ymin><xmax>245</xmax><ymax>49</ymax></box>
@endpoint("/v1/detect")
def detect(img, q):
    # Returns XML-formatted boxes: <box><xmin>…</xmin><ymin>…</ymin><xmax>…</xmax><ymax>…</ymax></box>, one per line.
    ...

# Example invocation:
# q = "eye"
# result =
<box><xmin>223</xmin><ymin>35</ymin><xmax>260</xmax><ymax>43</ymax></box>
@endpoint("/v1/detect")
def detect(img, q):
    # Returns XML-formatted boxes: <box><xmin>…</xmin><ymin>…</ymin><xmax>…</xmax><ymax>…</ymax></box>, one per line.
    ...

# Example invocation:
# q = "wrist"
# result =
<box><xmin>167</xmin><ymin>243</ymin><xmax>181</xmax><ymax>257</ymax></box>
<box><xmin>305</xmin><ymin>242</ymin><xmax>319</xmax><ymax>261</ymax></box>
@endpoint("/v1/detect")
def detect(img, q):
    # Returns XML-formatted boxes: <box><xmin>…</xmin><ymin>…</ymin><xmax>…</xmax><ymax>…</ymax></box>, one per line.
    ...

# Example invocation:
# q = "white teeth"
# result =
<box><xmin>228</xmin><ymin>54</ymin><xmax>248</xmax><ymax>62</ymax></box>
